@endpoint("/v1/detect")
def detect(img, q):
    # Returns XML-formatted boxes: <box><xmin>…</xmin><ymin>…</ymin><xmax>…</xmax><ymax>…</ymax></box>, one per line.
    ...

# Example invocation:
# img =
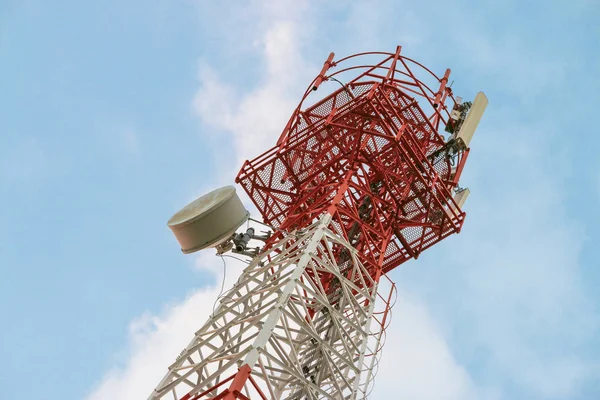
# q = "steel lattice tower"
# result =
<box><xmin>151</xmin><ymin>47</ymin><xmax>487</xmax><ymax>400</ymax></box>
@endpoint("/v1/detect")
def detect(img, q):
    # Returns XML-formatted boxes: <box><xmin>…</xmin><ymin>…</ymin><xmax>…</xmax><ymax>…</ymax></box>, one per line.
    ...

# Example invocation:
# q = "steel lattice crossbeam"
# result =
<box><xmin>151</xmin><ymin>216</ymin><xmax>382</xmax><ymax>399</ymax></box>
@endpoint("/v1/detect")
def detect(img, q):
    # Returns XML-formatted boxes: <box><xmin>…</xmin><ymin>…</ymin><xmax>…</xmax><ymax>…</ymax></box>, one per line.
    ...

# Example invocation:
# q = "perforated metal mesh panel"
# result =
<box><xmin>237</xmin><ymin>82</ymin><xmax>464</xmax><ymax>273</ymax></box>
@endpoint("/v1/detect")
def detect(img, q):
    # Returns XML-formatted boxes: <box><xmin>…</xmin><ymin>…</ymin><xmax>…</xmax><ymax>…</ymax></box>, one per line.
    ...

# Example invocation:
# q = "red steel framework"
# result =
<box><xmin>152</xmin><ymin>46</ymin><xmax>478</xmax><ymax>400</ymax></box>
<box><xmin>237</xmin><ymin>46</ymin><xmax>468</xmax><ymax>274</ymax></box>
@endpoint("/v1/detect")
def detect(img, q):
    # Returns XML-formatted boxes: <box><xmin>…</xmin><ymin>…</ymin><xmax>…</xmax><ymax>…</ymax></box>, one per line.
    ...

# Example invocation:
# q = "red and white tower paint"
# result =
<box><xmin>150</xmin><ymin>46</ymin><xmax>487</xmax><ymax>400</ymax></box>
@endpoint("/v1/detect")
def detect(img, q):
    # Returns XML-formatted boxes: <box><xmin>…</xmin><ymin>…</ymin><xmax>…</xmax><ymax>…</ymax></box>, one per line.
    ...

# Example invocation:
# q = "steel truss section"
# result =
<box><xmin>150</xmin><ymin>215</ymin><xmax>383</xmax><ymax>400</ymax></box>
<box><xmin>237</xmin><ymin>47</ymin><xmax>469</xmax><ymax>275</ymax></box>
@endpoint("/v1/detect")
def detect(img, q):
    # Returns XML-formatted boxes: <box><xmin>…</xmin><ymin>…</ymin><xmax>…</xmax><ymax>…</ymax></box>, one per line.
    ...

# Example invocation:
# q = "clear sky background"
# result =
<box><xmin>1</xmin><ymin>0</ymin><xmax>599</xmax><ymax>399</ymax></box>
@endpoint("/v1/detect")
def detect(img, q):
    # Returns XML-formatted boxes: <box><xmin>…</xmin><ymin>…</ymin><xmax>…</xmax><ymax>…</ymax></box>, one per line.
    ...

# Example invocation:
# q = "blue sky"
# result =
<box><xmin>1</xmin><ymin>1</ymin><xmax>599</xmax><ymax>399</ymax></box>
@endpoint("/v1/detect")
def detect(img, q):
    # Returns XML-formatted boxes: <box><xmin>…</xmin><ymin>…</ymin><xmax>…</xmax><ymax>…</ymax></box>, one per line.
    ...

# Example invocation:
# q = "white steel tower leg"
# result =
<box><xmin>150</xmin><ymin>214</ymin><xmax>380</xmax><ymax>400</ymax></box>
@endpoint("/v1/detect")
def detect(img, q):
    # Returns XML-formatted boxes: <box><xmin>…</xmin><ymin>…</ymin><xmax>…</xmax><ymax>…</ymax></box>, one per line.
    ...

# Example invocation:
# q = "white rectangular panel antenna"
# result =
<box><xmin>456</xmin><ymin>92</ymin><xmax>488</xmax><ymax>148</ymax></box>
<box><xmin>454</xmin><ymin>188</ymin><xmax>470</xmax><ymax>209</ymax></box>
<box><xmin>448</xmin><ymin>188</ymin><xmax>470</xmax><ymax>218</ymax></box>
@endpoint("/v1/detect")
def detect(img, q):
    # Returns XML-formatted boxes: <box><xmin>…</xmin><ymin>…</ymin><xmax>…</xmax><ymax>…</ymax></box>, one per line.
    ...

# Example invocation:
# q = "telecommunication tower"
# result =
<box><xmin>151</xmin><ymin>47</ymin><xmax>487</xmax><ymax>399</ymax></box>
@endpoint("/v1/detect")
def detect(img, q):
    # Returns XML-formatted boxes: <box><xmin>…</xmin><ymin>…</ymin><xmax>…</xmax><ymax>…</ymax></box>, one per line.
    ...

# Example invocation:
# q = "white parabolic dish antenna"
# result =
<box><xmin>167</xmin><ymin>186</ymin><xmax>249</xmax><ymax>254</ymax></box>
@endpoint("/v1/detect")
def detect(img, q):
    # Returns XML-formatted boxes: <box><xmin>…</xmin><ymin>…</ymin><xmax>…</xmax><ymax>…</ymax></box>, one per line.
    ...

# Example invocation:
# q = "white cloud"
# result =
<box><xmin>371</xmin><ymin>294</ymin><xmax>493</xmax><ymax>400</ymax></box>
<box><xmin>192</xmin><ymin>20</ymin><xmax>314</xmax><ymax>172</ymax></box>
<box><xmin>401</xmin><ymin>112</ymin><xmax>600</xmax><ymax>397</ymax></box>
<box><xmin>85</xmin><ymin>252</ymin><xmax>247</xmax><ymax>400</ymax></box>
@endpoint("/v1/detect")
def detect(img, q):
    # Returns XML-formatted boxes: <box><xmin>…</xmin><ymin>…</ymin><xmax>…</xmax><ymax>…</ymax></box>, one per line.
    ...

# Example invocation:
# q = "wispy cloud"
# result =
<box><xmin>464</xmin><ymin>129</ymin><xmax>598</xmax><ymax>396</ymax></box>
<box><xmin>192</xmin><ymin>18</ymin><xmax>314</xmax><ymax>170</ymax></box>
<box><xmin>400</xmin><ymin>107</ymin><xmax>600</xmax><ymax>397</ymax></box>
<box><xmin>371</xmin><ymin>292</ymin><xmax>494</xmax><ymax>399</ymax></box>
<box><xmin>85</xmin><ymin>252</ymin><xmax>246</xmax><ymax>400</ymax></box>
